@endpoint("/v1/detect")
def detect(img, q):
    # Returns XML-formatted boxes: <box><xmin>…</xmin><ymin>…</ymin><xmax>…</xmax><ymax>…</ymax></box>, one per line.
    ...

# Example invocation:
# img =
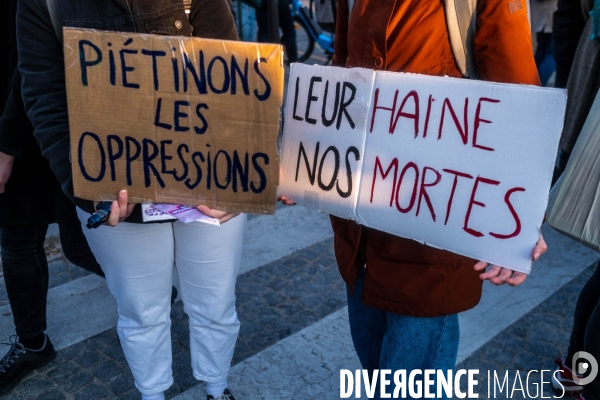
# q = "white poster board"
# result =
<box><xmin>279</xmin><ymin>64</ymin><xmax>567</xmax><ymax>273</ymax></box>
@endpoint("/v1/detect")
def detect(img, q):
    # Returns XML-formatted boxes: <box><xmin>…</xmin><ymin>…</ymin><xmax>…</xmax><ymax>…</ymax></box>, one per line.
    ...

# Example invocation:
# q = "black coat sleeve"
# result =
<box><xmin>0</xmin><ymin>69</ymin><xmax>30</xmax><ymax>158</ymax></box>
<box><xmin>17</xmin><ymin>0</ymin><xmax>94</xmax><ymax>212</ymax></box>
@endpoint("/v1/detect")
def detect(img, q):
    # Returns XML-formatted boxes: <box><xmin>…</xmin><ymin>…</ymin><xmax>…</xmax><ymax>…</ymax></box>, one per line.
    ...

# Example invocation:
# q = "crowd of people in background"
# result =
<box><xmin>0</xmin><ymin>0</ymin><xmax>599</xmax><ymax>399</ymax></box>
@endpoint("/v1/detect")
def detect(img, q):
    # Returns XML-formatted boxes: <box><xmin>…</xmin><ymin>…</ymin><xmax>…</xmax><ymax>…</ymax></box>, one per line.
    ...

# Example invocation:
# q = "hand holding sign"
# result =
<box><xmin>279</xmin><ymin>64</ymin><xmax>566</xmax><ymax>273</ymax></box>
<box><xmin>277</xmin><ymin>195</ymin><xmax>296</xmax><ymax>206</ymax></box>
<box><xmin>94</xmin><ymin>190</ymin><xmax>135</xmax><ymax>227</ymax></box>
<box><xmin>196</xmin><ymin>205</ymin><xmax>239</xmax><ymax>224</ymax></box>
<box><xmin>475</xmin><ymin>234</ymin><xmax>547</xmax><ymax>286</ymax></box>
<box><xmin>65</xmin><ymin>28</ymin><xmax>284</xmax><ymax>215</ymax></box>
<box><xmin>0</xmin><ymin>152</ymin><xmax>14</xmax><ymax>193</ymax></box>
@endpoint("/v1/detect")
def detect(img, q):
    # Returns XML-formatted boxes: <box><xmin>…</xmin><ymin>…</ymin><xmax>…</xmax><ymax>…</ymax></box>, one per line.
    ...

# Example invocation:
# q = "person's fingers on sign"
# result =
<box><xmin>474</xmin><ymin>234</ymin><xmax>548</xmax><ymax>286</ymax></box>
<box><xmin>0</xmin><ymin>152</ymin><xmax>15</xmax><ymax>193</ymax></box>
<box><xmin>196</xmin><ymin>205</ymin><xmax>239</xmax><ymax>224</ymax></box>
<box><xmin>277</xmin><ymin>195</ymin><xmax>295</xmax><ymax>206</ymax></box>
<box><xmin>94</xmin><ymin>190</ymin><xmax>135</xmax><ymax>227</ymax></box>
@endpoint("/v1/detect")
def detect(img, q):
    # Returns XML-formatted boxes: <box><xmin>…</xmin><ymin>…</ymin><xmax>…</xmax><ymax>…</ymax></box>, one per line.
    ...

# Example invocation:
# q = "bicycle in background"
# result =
<box><xmin>289</xmin><ymin>0</ymin><xmax>335</xmax><ymax>63</ymax></box>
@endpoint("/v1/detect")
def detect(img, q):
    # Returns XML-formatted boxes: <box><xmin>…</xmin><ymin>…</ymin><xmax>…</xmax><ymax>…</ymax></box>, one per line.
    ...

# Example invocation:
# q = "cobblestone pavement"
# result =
<box><xmin>456</xmin><ymin>263</ymin><xmax>597</xmax><ymax>399</ymax></box>
<box><xmin>0</xmin><ymin>239</ymin><xmax>345</xmax><ymax>399</ymax></box>
<box><xmin>0</xmin><ymin>235</ymin><xmax>596</xmax><ymax>399</ymax></box>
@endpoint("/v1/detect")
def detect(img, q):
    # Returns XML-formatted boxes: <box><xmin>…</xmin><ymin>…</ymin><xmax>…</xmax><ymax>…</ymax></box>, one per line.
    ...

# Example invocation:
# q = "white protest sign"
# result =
<box><xmin>279</xmin><ymin>64</ymin><xmax>567</xmax><ymax>273</ymax></box>
<box><xmin>279</xmin><ymin>64</ymin><xmax>375</xmax><ymax>218</ymax></box>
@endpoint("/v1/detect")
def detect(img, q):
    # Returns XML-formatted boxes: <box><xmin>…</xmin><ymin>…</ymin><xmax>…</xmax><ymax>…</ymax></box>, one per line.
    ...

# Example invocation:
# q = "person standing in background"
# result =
<box><xmin>531</xmin><ymin>0</ymin><xmax>558</xmax><ymax>85</ymax></box>
<box><xmin>552</xmin><ymin>0</ymin><xmax>586</xmax><ymax>89</ymax></box>
<box><xmin>552</xmin><ymin>264</ymin><xmax>600</xmax><ymax>400</ymax></box>
<box><xmin>551</xmin><ymin>6</ymin><xmax>600</xmax><ymax>397</ymax></box>
<box><xmin>553</xmin><ymin>0</ymin><xmax>600</xmax><ymax>182</ymax></box>
<box><xmin>256</xmin><ymin>0</ymin><xmax>298</xmax><ymax>63</ymax></box>
<box><xmin>0</xmin><ymin>0</ymin><xmax>104</xmax><ymax>395</ymax></box>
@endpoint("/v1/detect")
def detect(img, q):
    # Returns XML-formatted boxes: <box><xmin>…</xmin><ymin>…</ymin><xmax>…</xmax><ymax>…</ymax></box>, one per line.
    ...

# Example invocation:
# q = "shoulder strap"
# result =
<box><xmin>348</xmin><ymin>0</ymin><xmax>356</xmax><ymax>20</ymax></box>
<box><xmin>45</xmin><ymin>0</ymin><xmax>63</xmax><ymax>43</ymax></box>
<box><xmin>444</xmin><ymin>0</ymin><xmax>479</xmax><ymax>79</ymax></box>
<box><xmin>445</xmin><ymin>0</ymin><xmax>531</xmax><ymax>79</ymax></box>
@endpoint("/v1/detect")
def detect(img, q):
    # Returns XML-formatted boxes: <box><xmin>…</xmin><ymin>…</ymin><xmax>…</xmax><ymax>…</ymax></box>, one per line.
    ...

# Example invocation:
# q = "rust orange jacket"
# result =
<box><xmin>331</xmin><ymin>0</ymin><xmax>540</xmax><ymax>317</ymax></box>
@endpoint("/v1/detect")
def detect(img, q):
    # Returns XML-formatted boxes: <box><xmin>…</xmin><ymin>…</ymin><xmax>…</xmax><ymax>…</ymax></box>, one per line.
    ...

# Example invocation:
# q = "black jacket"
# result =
<box><xmin>0</xmin><ymin>0</ymin><xmax>66</xmax><ymax>227</ymax></box>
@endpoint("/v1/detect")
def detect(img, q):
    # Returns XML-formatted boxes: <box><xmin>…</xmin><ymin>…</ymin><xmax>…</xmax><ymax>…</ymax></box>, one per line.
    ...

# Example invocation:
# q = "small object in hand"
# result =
<box><xmin>152</xmin><ymin>204</ymin><xmax>220</xmax><ymax>225</ymax></box>
<box><xmin>86</xmin><ymin>201</ymin><xmax>112</xmax><ymax>229</ymax></box>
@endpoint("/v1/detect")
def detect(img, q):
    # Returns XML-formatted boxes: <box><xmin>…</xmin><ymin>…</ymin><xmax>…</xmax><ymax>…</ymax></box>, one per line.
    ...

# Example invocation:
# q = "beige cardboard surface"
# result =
<box><xmin>65</xmin><ymin>28</ymin><xmax>283</xmax><ymax>214</ymax></box>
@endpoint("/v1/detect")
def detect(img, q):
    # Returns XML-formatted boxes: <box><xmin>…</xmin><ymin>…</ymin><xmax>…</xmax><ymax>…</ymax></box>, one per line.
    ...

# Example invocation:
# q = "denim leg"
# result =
<box><xmin>346</xmin><ymin>273</ymin><xmax>460</xmax><ymax>400</ymax></box>
<box><xmin>0</xmin><ymin>225</ymin><xmax>49</xmax><ymax>339</ymax></box>
<box><xmin>379</xmin><ymin>313</ymin><xmax>460</xmax><ymax>399</ymax></box>
<box><xmin>346</xmin><ymin>275</ymin><xmax>387</xmax><ymax>373</ymax></box>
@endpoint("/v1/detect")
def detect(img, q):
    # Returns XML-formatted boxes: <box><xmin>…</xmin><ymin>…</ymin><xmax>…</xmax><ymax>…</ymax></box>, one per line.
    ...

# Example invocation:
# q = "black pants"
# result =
<box><xmin>0</xmin><ymin>222</ymin><xmax>103</xmax><ymax>339</ymax></box>
<box><xmin>553</xmin><ymin>37</ymin><xmax>581</xmax><ymax>89</ymax></box>
<box><xmin>256</xmin><ymin>0</ymin><xmax>297</xmax><ymax>63</ymax></box>
<box><xmin>535</xmin><ymin>32</ymin><xmax>553</xmax><ymax>68</ymax></box>
<box><xmin>567</xmin><ymin>263</ymin><xmax>600</xmax><ymax>399</ymax></box>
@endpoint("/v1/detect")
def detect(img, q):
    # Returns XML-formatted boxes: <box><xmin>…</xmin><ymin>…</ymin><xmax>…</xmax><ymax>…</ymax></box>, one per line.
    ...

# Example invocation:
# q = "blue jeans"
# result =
<box><xmin>347</xmin><ymin>273</ymin><xmax>460</xmax><ymax>399</ymax></box>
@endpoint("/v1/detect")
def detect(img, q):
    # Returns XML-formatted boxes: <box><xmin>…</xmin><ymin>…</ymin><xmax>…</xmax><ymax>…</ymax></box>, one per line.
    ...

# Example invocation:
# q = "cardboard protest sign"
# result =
<box><xmin>64</xmin><ymin>28</ymin><xmax>283</xmax><ymax>214</ymax></box>
<box><xmin>279</xmin><ymin>64</ymin><xmax>567</xmax><ymax>273</ymax></box>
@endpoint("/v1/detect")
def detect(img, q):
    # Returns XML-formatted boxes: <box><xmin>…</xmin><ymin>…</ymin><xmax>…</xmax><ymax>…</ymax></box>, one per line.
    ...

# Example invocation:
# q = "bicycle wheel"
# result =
<box><xmin>293</xmin><ymin>16</ymin><xmax>315</xmax><ymax>63</ymax></box>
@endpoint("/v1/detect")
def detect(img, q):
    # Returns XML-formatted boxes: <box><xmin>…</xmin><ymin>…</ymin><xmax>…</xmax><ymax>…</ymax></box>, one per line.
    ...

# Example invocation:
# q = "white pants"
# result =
<box><xmin>77</xmin><ymin>209</ymin><xmax>246</xmax><ymax>395</ymax></box>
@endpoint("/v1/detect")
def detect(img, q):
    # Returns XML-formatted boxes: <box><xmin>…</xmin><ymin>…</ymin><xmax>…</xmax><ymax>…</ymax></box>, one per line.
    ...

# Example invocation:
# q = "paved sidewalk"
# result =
<box><xmin>0</xmin><ymin>237</ymin><xmax>343</xmax><ymax>399</ymax></box>
<box><xmin>456</xmin><ymin>263</ymin><xmax>596</xmax><ymax>399</ymax></box>
<box><xmin>0</xmin><ymin>224</ymin><xmax>597</xmax><ymax>399</ymax></box>
<box><xmin>176</xmin><ymin>228</ymin><xmax>598</xmax><ymax>400</ymax></box>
